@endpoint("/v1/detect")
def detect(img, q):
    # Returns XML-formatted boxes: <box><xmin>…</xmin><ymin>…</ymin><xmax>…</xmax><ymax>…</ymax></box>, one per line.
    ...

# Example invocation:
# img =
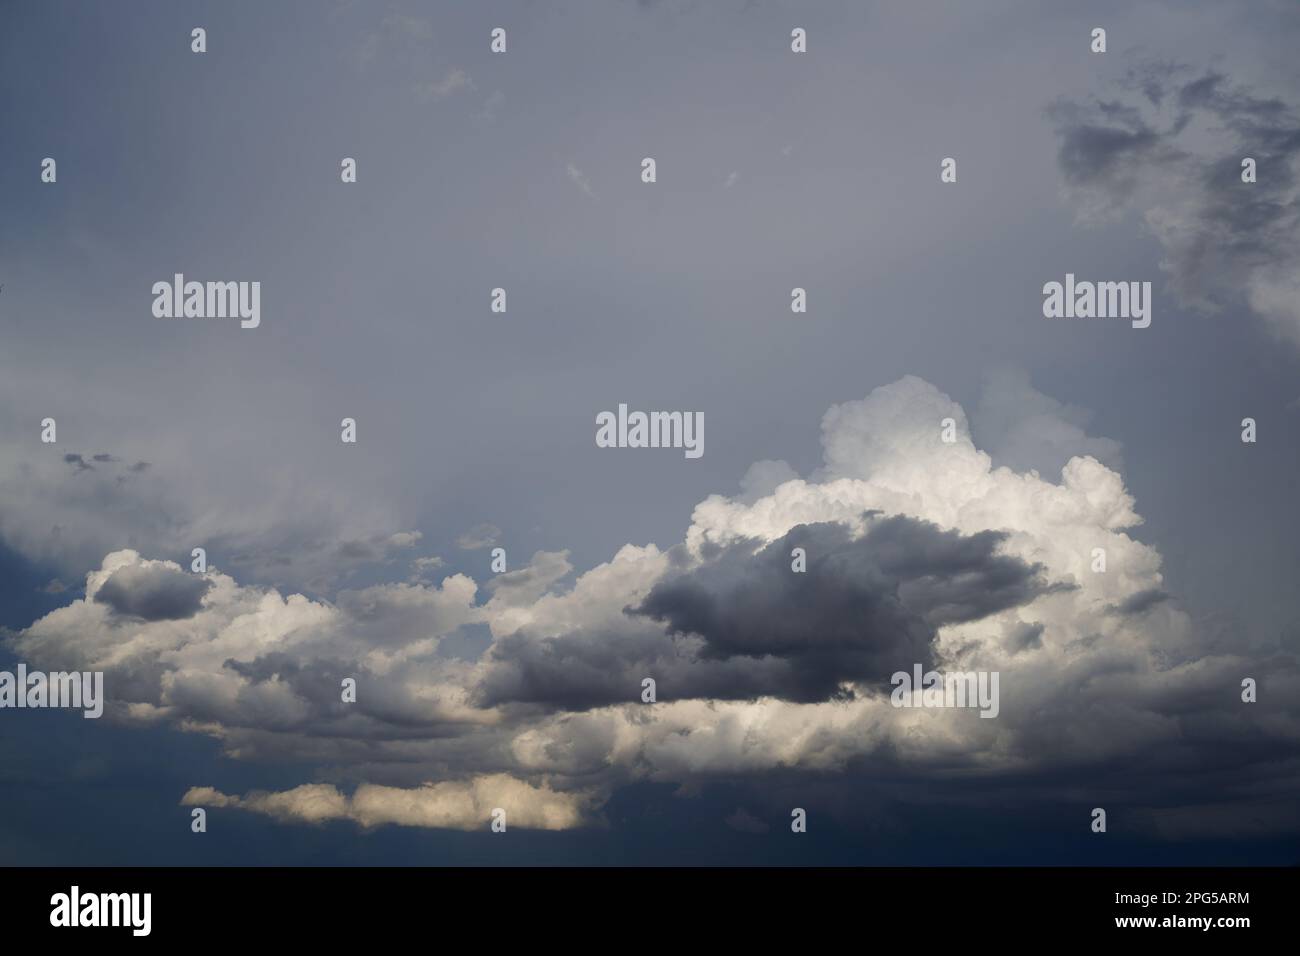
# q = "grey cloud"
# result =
<box><xmin>456</xmin><ymin>524</ymin><xmax>501</xmax><ymax>550</ymax></box>
<box><xmin>476</xmin><ymin>623</ymin><xmax>796</xmax><ymax>712</ymax></box>
<box><xmin>480</xmin><ymin>517</ymin><xmax>1060</xmax><ymax>710</ymax></box>
<box><xmin>1111</xmin><ymin>588</ymin><xmax>1170</xmax><ymax>616</ymax></box>
<box><xmin>484</xmin><ymin>550</ymin><xmax>572</xmax><ymax>607</ymax></box>
<box><xmin>223</xmin><ymin>654</ymin><xmax>467</xmax><ymax>736</ymax></box>
<box><xmin>93</xmin><ymin>563</ymin><xmax>211</xmax><ymax>621</ymax></box>
<box><xmin>1051</xmin><ymin>64</ymin><xmax>1300</xmax><ymax>345</ymax></box>
<box><xmin>637</xmin><ymin>519</ymin><xmax>1059</xmax><ymax>699</ymax></box>
<box><xmin>1005</xmin><ymin>621</ymin><xmax>1045</xmax><ymax>654</ymax></box>
<box><xmin>1052</xmin><ymin>112</ymin><xmax>1179</xmax><ymax>198</ymax></box>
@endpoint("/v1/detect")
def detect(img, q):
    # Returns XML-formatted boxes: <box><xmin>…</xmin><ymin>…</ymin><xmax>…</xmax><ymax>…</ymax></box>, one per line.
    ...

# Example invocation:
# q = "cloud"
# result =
<box><xmin>334</xmin><ymin>530</ymin><xmax>422</xmax><ymax>564</ymax></box>
<box><xmin>456</xmin><ymin>524</ymin><xmax>501</xmax><ymax>550</ymax></box>
<box><xmin>972</xmin><ymin>368</ymin><xmax>1123</xmax><ymax>477</ymax></box>
<box><xmin>181</xmin><ymin>774</ymin><xmax>591</xmax><ymax>831</ymax></box>
<box><xmin>1050</xmin><ymin>64</ymin><xmax>1300</xmax><ymax>347</ymax></box>
<box><xmin>0</xmin><ymin>418</ymin><xmax>415</xmax><ymax>590</ymax></box>
<box><xmin>1110</xmin><ymin>587</ymin><xmax>1170</xmax><ymax>616</ymax></box>
<box><xmin>93</xmin><ymin>559</ymin><xmax>211</xmax><ymax>621</ymax></box>
<box><xmin>736</xmin><ymin>459</ymin><xmax>799</xmax><ymax>505</ymax></box>
<box><xmin>10</xmin><ymin>376</ymin><xmax>1299</xmax><ymax>838</ymax></box>
<box><xmin>566</xmin><ymin>163</ymin><xmax>596</xmax><ymax>199</ymax></box>
<box><xmin>628</xmin><ymin>518</ymin><xmax>1059</xmax><ymax>703</ymax></box>
<box><xmin>409</xmin><ymin>555</ymin><xmax>446</xmax><ymax>582</ymax></box>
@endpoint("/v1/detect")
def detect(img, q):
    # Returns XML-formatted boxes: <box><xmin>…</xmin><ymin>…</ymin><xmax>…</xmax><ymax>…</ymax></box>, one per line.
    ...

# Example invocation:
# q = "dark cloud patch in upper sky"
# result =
<box><xmin>93</xmin><ymin>562</ymin><xmax>211</xmax><ymax>621</ymax></box>
<box><xmin>1051</xmin><ymin>64</ymin><xmax>1300</xmax><ymax>347</ymax></box>
<box><xmin>1049</xmin><ymin>105</ymin><xmax>1182</xmax><ymax>198</ymax></box>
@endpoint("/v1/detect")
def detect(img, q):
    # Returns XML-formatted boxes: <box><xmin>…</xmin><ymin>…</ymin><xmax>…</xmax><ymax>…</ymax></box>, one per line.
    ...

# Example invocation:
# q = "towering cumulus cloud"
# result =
<box><xmin>9</xmin><ymin>376</ymin><xmax>1298</xmax><ymax>837</ymax></box>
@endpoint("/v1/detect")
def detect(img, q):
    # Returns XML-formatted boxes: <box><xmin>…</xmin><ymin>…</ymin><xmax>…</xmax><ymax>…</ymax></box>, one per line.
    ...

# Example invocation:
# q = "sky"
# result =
<box><xmin>1</xmin><ymin>0</ymin><xmax>1299</xmax><ymax>865</ymax></box>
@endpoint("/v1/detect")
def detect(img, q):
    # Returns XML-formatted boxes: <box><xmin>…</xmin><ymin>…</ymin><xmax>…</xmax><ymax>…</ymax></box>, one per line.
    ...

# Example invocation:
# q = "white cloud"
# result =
<box><xmin>11</xmin><ymin>376</ymin><xmax>1297</xmax><ymax>833</ymax></box>
<box><xmin>182</xmin><ymin>775</ymin><xmax>593</xmax><ymax>831</ymax></box>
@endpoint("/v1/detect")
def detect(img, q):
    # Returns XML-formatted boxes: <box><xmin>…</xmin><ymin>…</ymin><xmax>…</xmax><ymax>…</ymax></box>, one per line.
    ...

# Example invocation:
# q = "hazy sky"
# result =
<box><xmin>2</xmin><ymin>0</ymin><xmax>1298</xmax><ymax>864</ymax></box>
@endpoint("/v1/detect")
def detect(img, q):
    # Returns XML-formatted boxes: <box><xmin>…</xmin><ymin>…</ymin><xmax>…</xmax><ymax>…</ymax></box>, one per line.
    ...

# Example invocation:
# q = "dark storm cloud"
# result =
<box><xmin>637</xmin><ymin>519</ymin><xmax>1058</xmax><ymax>697</ymax></box>
<box><xmin>478</xmin><ymin>517</ymin><xmax>1059</xmax><ymax>709</ymax></box>
<box><xmin>475</xmin><ymin>621</ymin><xmax>797</xmax><ymax>711</ymax></box>
<box><xmin>93</xmin><ymin>562</ymin><xmax>211</xmax><ymax>621</ymax></box>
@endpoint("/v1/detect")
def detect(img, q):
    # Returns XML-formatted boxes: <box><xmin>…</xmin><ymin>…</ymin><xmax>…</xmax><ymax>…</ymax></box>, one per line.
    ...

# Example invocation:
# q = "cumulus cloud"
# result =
<box><xmin>181</xmin><ymin>774</ymin><xmax>591</xmax><ymax>831</ymax></box>
<box><xmin>1050</xmin><ymin>64</ymin><xmax>1300</xmax><ymax>346</ymax></box>
<box><xmin>94</xmin><ymin>560</ymin><xmax>211</xmax><ymax>621</ymax></box>
<box><xmin>10</xmin><ymin>375</ymin><xmax>1299</xmax><ymax>837</ymax></box>
<box><xmin>972</xmin><ymin>368</ymin><xmax>1123</xmax><ymax>476</ymax></box>
<box><xmin>631</xmin><ymin>518</ymin><xmax>1059</xmax><ymax>703</ymax></box>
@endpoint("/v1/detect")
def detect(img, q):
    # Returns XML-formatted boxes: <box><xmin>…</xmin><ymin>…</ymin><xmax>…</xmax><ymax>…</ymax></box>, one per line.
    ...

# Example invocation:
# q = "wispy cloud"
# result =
<box><xmin>566</xmin><ymin>163</ymin><xmax>596</xmax><ymax>199</ymax></box>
